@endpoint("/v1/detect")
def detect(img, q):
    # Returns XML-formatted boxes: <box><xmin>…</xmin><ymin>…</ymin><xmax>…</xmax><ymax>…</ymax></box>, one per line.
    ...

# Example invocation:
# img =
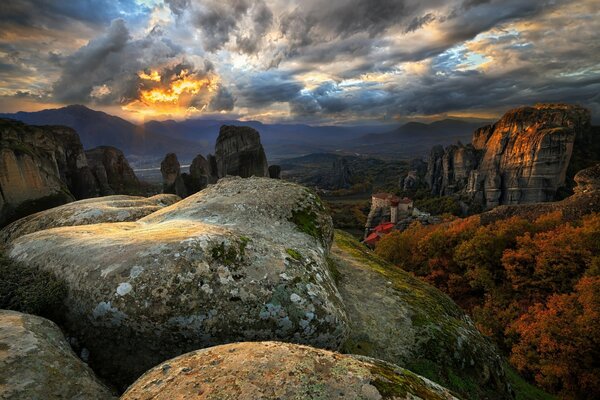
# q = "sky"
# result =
<box><xmin>0</xmin><ymin>0</ymin><xmax>599</xmax><ymax>124</ymax></box>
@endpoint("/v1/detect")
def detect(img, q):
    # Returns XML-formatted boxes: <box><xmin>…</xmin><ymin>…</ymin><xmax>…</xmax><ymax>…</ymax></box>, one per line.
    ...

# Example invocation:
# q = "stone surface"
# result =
<box><xmin>574</xmin><ymin>163</ymin><xmax>600</xmax><ymax>194</ymax></box>
<box><xmin>160</xmin><ymin>152</ymin><xmax>187</xmax><ymax>197</ymax></box>
<box><xmin>0</xmin><ymin>118</ymin><xmax>100</xmax><ymax>227</ymax></box>
<box><xmin>6</xmin><ymin>177</ymin><xmax>345</xmax><ymax>388</ymax></box>
<box><xmin>122</xmin><ymin>341</ymin><xmax>458</xmax><ymax>400</ymax></box>
<box><xmin>268</xmin><ymin>164</ymin><xmax>282</xmax><ymax>179</ymax></box>
<box><xmin>332</xmin><ymin>157</ymin><xmax>352</xmax><ymax>189</ymax></box>
<box><xmin>0</xmin><ymin>310</ymin><xmax>115</xmax><ymax>399</ymax></box>
<box><xmin>0</xmin><ymin>194</ymin><xmax>180</xmax><ymax>245</ymax></box>
<box><xmin>425</xmin><ymin>104</ymin><xmax>594</xmax><ymax>208</ymax></box>
<box><xmin>85</xmin><ymin>146</ymin><xmax>140</xmax><ymax>196</ymax></box>
<box><xmin>187</xmin><ymin>154</ymin><xmax>210</xmax><ymax>193</ymax></box>
<box><xmin>332</xmin><ymin>230</ymin><xmax>512</xmax><ymax>399</ymax></box>
<box><xmin>215</xmin><ymin>125</ymin><xmax>269</xmax><ymax>178</ymax></box>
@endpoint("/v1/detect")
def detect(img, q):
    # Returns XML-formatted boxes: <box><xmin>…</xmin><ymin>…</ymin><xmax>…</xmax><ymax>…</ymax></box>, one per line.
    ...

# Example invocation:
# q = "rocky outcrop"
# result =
<box><xmin>426</xmin><ymin>104</ymin><xmax>595</xmax><ymax>208</ymax></box>
<box><xmin>400</xmin><ymin>159</ymin><xmax>427</xmax><ymax>190</ymax></box>
<box><xmin>187</xmin><ymin>154</ymin><xmax>210</xmax><ymax>193</ymax></box>
<box><xmin>332</xmin><ymin>230</ymin><xmax>512</xmax><ymax>399</ymax></box>
<box><xmin>0</xmin><ymin>310</ymin><xmax>115</xmax><ymax>399</ymax></box>
<box><xmin>574</xmin><ymin>163</ymin><xmax>600</xmax><ymax>194</ymax></box>
<box><xmin>480</xmin><ymin>163</ymin><xmax>600</xmax><ymax>225</ymax></box>
<box><xmin>85</xmin><ymin>146</ymin><xmax>140</xmax><ymax>196</ymax></box>
<box><xmin>269</xmin><ymin>164</ymin><xmax>281</xmax><ymax>179</ymax></box>
<box><xmin>6</xmin><ymin>177</ymin><xmax>344</xmax><ymax>388</ymax></box>
<box><xmin>160</xmin><ymin>152</ymin><xmax>187</xmax><ymax>197</ymax></box>
<box><xmin>332</xmin><ymin>157</ymin><xmax>352</xmax><ymax>189</ymax></box>
<box><xmin>0</xmin><ymin>119</ymin><xmax>100</xmax><ymax>227</ymax></box>
<box><xmin>206</xmin><ymin>153</ymin><xmax>219</xmax><ymax>183</ymax></box>
<box><xmin>215</xmin><ymin>125</ymin><xmax>269</xmax><ymax>178</ymax></box>
<box><xmin>0</xmin><ymin>194</ymin><xmax>180</xmax><ymax>245</ymax></box>
<box><xmin>123</xmin><ymin>342</ymin><xmax>458</xmax><ymax>400</ymax></box>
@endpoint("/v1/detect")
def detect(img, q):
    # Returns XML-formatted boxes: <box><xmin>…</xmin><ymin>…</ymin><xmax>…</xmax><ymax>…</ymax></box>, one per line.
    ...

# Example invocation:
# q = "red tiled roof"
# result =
<box><xmin>364</xmin><ymin>232</ymin><xmax>381</xmax><ymax>246</ymax></box>
<box><xmin>373</xmin><ymin>222</ymin><xmax>395</xmax><ymax>233</ymax></box>
<box><xmin>398</xmin><ymin>197</ymin><xmax>413</xmax><ymax>204</ymax></box>
<box><xmin>372</xmin><ymin>192</ymin><xmax>392</xmax><ymax>200</ymax></box>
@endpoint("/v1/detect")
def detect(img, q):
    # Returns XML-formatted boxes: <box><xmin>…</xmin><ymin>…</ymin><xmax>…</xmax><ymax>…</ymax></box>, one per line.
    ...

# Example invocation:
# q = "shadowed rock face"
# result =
<box><xmin>215</xmin><ymin>125</ymin><xmax>268</xmax><ymax>178</ymax></box>
<box><xmin>85</xmin><ymin>146</ymin><xmax>140</xmax><ymax>196</ymax></box>
<box><xmin>0</xmin><ymin>310</ymin><xmax>115</xmax><ymax>399</ymax></box>
<box><xmin>426</xmin><ymin>104</ymin><xmax>594</xmax><ymax>208</ymax></box>
<box><xmin>7</xmin><ymin>177</ymin><xmax>344</xmax><ymax>389</ymax></box>
<box><xmin>122</xmin><ymin>342</ymin><xmax>458</xmax><ymax>400</ymax></box>
<box><xmin>0</xmin><ymin>118</ymin><xmax>99</xmax><ymax>227</ymax></box>
<box><xmin>187</xmin><ymin>154</ymin><xmax>210</xmax><ymax>193</ymax></box>
<box><xmin>574</xmin><ymin>163</ymin><xmax>600</xmax><ymax>194</ymax></box>
<box><xmin>160</xmin><ymin>152</ymin><xmax>187</xmax><ymax>197</ymax></box>
<box><xmin>269</xmin><ymin>164</ymin><xmax>282</xmax><ymax>179</ymax></box>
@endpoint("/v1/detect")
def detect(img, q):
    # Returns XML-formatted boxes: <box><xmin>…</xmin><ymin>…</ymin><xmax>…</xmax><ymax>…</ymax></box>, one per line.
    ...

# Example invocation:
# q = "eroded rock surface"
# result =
<box><xmin>215</xmin><ymin>125</ymin><xmax>268</xmax><ymax>178</ymax></box>
<box><xmin>574</xmin><ymin>163</ymin><xmax>600</xmax><ymax>194</ymax></box>
<box><xmin>85</xmin><ymin>146</ymin><xmax>140</xmax><ymax>196</ymax></box>
<box><xmin>122</xmin><ymin>341</ymin><xmax>458</xmax><ymax>400</ymax></box>
<box><xmin>160</xmin><ymin>152</ymin><xmax>187</xmax><ymax>197</ymax></box>
<box><xmin>426</xmin><ymin>104</ymin><xmax>594</xmax><ymax>208</ymax></box>
<box><xmin>0</xmin><ymin>118</ymin><xmax>99</xmax><ymax>227</ymax></box>
<box><xmin>0</xmin><ymin>194</ymin><xmax>180</xmax><ymax>245</ymax></box>
<box><xmin>0</xmin><ymin>310</ymin><xmax>115</xmax><ymax>399</ymax></box>
<box><xmin>332</xmin><ymin>230</ymin><xmax>512</xmax><ymax>399</ymax></box>
<box><xmin>6</xmin><ymin>177</ymin><xmax>345</xmax><ymax>388</ymax></box>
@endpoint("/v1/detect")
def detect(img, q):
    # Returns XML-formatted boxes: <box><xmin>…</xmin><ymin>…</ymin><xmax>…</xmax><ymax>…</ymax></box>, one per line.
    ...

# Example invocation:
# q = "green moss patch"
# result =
<box><xmin>285</xmin><ymin>248</ymin><xmax>302</xmax><ymax>261</ymax></box>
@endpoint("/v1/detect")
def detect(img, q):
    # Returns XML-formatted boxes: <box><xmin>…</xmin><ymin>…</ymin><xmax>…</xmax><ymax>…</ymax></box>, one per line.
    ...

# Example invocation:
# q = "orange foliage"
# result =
<box><xmin>374</xmin><ymin>212</ymin><xmax>600</xmax><ymax>398</ymax></box>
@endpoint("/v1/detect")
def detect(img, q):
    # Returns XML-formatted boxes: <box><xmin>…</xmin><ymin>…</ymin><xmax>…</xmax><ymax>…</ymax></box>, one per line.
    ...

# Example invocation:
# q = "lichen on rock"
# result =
<box><xmin>122</xmin><ymin>341</ymin><xmax>459</xmax><ymax>400</ymax></box>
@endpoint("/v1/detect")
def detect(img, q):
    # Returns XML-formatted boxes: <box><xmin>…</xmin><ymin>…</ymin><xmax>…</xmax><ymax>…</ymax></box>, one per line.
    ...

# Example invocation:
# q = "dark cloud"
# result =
<box><xmin>209</xmin><ymin>85</ymin><xmax>235</xmax><ymax>111</ymax></box>
<box><xmin>51</xmin><ymin>19</ymin><xmax>214</xmax><ymax>107</ymax></box>
<box><xmin>235</xmin><ymin>71</ymin><xmax>302</xmax><ymax>106</ymax></box>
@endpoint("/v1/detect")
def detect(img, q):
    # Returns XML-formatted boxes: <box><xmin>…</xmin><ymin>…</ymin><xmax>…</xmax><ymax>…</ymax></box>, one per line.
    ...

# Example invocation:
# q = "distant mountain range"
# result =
<box><xmin>0</xmin><ymin>105</ymin><xmax>489</xmax><ymax>163</ymax></box>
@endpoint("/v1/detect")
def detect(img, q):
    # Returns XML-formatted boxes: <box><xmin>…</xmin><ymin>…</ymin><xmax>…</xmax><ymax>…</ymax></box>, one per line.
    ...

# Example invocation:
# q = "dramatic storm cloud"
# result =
<box><xmin>0</xmin><ymin>0</ymin><xmax>599</xmax><ymax>122</ymax></box>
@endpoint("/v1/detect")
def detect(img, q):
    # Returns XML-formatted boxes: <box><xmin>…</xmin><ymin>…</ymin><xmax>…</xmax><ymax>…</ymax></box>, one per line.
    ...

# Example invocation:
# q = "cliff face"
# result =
<box><xmin>215</xmin><ymin>125</ymin><xmax>268</xmax><ymax>178</ymax></box>
<box><xmin>0</xmin><ymin>119</ymin><xmax>99</xmax><ymax>227</ymax></box>
<box><xmin>85</xmin><ymin>146</ymin><xmax>139</xmax><ymax>195</ymax></box>
<box><xmin>426</xmin><ymin>104</ymin><xmax>594</xmax><ymax>208</ymax></box>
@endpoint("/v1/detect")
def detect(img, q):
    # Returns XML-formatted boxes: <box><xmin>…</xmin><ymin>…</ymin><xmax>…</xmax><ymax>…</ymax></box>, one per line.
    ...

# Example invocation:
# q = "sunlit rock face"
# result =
<box><xmin>215</xmin><ymin>125</ymin><xmax>269</xmax><ymax>178</ymax></box>
<box><xmin>0</xmin><ymin>119</ymin><xmax>100</xmax><ymax>227</ymax></box>
<box><xmin>122</xmin><ymin>341</ymin><xmax>458</xmax><ymax>400</ymax></box>
<box><xmin>0</xmin><ymin>310</ymin><xmax>115</xmax><ymax>400</ymax></box>
<box><xmin>6</xmin><ymin>177</ymin><xmax>346</xmax><ymax>388</ymax></box>
<box><xmin>85</xmin><ymin>146</ymin><xmax>140</xmax><ymax>196</ymax></box>
<box><xmin>0</xmin><ymin>194</ymin><xmax>180</xmax><ymax>245</ymax></box>
<box><xmin>426</xmin><ymin>104</ymin><xmax>593</xmax><ymax>208</ymax></box>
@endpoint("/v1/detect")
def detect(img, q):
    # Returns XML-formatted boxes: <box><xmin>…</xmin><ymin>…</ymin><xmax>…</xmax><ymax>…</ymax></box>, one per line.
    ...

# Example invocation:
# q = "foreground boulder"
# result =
<box><xmin>215</xmin><ymin>125</ymin><xmax>269</xmax><ymax>178</ymax></box>
<box><xmin>0</xmin><ymin>118</ymin><xmax>99</xmax><ymax>227</ymax></box>
<box><xmin>0</xmin><ymin>310</ymin><xmax>115</xmax><ymax>399</ymax></box>
<box><xmin>122</xmin><ymin>341</ymin><xmax>458</xmax><ymax>400</ymax></box>
<box><xmin>85</xmin><ymin>146</ymin><xmax>141</xmax><ymax>196</ymax></box>
<box><xmin>0</xmin><ymin>194</ymin><xmax>180</xmax><ymax>245</ymax></box>
<box><xmin>6</xmin><ymin>177</ymin><xmax>345</xmax><ymax>388</ymax></box>
<box><xmin>332</xmin><ymin>230</ymin><xmax>512</xmax><ymax>399</ymax></box>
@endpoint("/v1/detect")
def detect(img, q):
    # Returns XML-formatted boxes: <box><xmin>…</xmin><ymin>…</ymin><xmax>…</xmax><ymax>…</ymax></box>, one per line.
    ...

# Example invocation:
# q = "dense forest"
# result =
<box><xmin>375</xmin><ymin>211</ymin><xmax>600</xmax><ymax>399</ymax></box>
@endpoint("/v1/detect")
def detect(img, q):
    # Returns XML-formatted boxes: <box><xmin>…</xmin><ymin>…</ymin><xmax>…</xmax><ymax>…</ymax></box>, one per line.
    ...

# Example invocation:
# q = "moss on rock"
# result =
<box><xmin>331</xmin><ymin>230</ymin><xmax>512</xmax><ymax>400</ymax></box>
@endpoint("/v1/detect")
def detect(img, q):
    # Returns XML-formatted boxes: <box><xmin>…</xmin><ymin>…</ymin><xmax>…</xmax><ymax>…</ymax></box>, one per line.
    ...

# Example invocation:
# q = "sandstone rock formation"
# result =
<box><xmin>332</xmin><ymin>230</ymin><xmax>512</xmax><ymax>399</ymax></box>
<box><xmin>269</xmin><ymin>164</ymin><xmax>281</xmax><ymax>179</ymax></box>
<box><xmin>0</xmin><ymin>194</ymin><xmax>180</xmax><ymax>245</ymax></box>
<box><xmin>332</xmin><ymin>157</ymin><xmax>352</xmax><ymax>189</ymax></box>
<box><xmin>574</xmin><ymin>163</ymin><xmax>600</xmax><ymax>194</ymax></box>
<box><xmin>206</xmin><ymin>153</ymin><xmax>219</xmax><ymax>183</ymax></box>
<box><xmin>480</xmin><ymin>163</ymin><xmax>600</xmax><ymax>225</ymax></box>
<box><xmin>6</xmin><ymin>177</ymin><xmax>344</xmax><ymax>388</ymax></box>
<box><xmin>0</xmin><ymin>119</ymin><xmax>99</xmax><ymax>227</ymax></box>
<box><xmin>160</xmin><ymin>152</ymin><xmax>187</xmax><ymax>197</ymax></box>
<box><xmin>215</xmin><ymin>125</ymin><xmax>268</xmax><ymax>178</ymax></box>
<box><xmin>122</xmin><ymin>341</ymin><xmax>458</xmax><ymax>400</ymax></box>
<box><xmin>400</xmin><ymin>158</ymin><xmax>427</xmax><ymax>190</ymax></box>
<box><xmin>0</xmin><ymin>310</ymin><xmax>115</xmax><ymax>399</ymax></box>
<box><xmin>187</xmin><ymin>154</ymin><xmax>210</xmax><ymax>192</ymax></box>
<box><xmin>426</xmin><ymin>104</ymin><xmax>595</xmax><ymax>208</ymax></box>
<box><xmin>85</xmin><ymin>146</ymin><xmax>140</xmax><ymax>195</ymax></box>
